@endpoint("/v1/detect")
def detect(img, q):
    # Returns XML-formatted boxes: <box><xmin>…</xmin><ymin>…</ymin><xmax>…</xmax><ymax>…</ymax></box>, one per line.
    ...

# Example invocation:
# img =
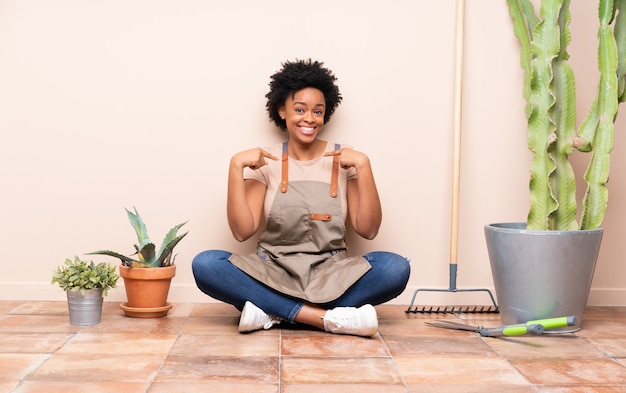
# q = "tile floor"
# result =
<box><xmin>0</xmin><ymin>301</ymin><xmax>625</xmax><ymax>392</ymax></box>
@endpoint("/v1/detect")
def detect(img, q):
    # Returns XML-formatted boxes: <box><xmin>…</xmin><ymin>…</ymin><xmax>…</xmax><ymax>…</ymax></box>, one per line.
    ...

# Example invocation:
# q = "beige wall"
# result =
<box><xmin>1</xmin><ymin>0</ymin><xmax>624</xmax><ymax>306</ymax></box>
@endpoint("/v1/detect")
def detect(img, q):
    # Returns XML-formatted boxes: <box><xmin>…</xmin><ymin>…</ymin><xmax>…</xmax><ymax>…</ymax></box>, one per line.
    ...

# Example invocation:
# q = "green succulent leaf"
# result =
<box><xmin>138</xmin><ymin>243</ymin><xmax>158</xmax><ymax>268</ymax></box>
<box><xmin>156</xmin><ymin>221</ymin><xmax>188</xmax><ymax>262</ymax></box>
<box><xmin>156</xmin><ymin>231</ymin><xmax>189</xmax><ymax>267</ymax></box>
<box><xmin>126</xmin><ymin>207</ymin><xmax>151</xmax><ymax>249</ymax></box>
<box><xmin>89</xmin><ymin>208</ymin><xmax>189</xmax><ymax>268</ymax></box>
<box><xmin>87</xmin><ymin>250</ymin><xmax>137</xmax><ymax>266</ymax></box>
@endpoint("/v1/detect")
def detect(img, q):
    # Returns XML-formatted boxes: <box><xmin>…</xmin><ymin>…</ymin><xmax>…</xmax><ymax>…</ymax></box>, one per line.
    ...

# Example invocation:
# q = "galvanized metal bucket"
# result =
<box><xmin>485</xmin><ymin>223</ymin><xmax>603</xmax><ymax>332</ymax></box>
<box><xmin>66</xmin><ymin>288</ymin><xmax>104</xmax><ymax>326</ymax></box>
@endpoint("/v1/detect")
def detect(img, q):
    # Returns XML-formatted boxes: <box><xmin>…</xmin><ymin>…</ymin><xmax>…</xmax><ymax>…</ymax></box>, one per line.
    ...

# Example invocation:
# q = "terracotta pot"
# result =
<box><xmin>119</xmin><ymin>264</ymin><xmax>176</xmax><ymax>317</ymax></box>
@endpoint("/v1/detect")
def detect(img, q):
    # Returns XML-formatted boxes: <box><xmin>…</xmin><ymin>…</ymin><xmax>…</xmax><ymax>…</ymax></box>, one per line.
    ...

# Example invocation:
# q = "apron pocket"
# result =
<box><xmin>266</xmin><ymin>204</ymin><xmax>312</xmax><ymax>245</ymax></box>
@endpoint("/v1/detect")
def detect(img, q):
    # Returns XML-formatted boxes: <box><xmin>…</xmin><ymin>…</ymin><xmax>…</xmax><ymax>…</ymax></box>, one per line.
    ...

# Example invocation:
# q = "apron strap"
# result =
<box><xmin>330</xmin><ymin>143</ymin><xmax>340</xmax><ymax>198</ymax></box>
<box><xmin>280</xmin><ymin>141</ymin><xmax>339</xmax><ymax>197</ymax></box>
<box><xmin>280</xmin><ymin>142</ymin><xmax>288</xmax><ymax>193</ymax></box>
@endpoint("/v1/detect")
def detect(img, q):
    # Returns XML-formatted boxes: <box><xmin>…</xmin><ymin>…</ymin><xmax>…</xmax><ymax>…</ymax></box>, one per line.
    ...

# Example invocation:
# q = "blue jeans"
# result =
<box><xmin>192</xmin><ymin>250</ymin><xmax>410</xmax><ymax>323</ymax></box>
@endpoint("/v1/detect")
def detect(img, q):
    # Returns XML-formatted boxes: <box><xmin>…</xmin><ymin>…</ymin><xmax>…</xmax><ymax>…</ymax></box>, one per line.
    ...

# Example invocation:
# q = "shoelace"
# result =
<box><xmin>263</xmin><ymin>316</ymin><xmax>280</xmax><ymax>329</ymax></box>
<box><xmin>328</xmin><ymin>312</ymin><xmax>357</xmax><ymax>329</ymax></box>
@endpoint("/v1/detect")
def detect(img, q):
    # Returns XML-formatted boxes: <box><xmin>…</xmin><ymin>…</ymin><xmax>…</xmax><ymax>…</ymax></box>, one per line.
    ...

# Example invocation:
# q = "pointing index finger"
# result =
<box><xmin>261</xmin><ymin>149</ymin><xmax>279</xmax><ymax>161</ymax></box>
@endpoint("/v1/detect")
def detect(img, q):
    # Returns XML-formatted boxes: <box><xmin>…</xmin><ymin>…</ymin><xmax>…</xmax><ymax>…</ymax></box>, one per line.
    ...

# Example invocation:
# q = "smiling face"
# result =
<box><xmin>278</xmin><ymin>87</ymin><xmax>326</xmax><ymax>146</ymax></box>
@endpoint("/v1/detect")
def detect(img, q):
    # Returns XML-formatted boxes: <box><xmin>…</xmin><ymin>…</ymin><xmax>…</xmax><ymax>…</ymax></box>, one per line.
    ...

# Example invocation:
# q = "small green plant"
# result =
<box><xmin>88</xmin><ymin>207</ymin><xmax>188</xmax><ymax>268</ymax></box>
<box><xmin>52</xmin><ymin>256</ymin><xmax>119</xmax><ymax>296</ymax></box>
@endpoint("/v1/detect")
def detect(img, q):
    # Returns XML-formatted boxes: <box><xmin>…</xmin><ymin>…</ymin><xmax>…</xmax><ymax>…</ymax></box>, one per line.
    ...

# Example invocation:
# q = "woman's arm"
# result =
<box><xmin>326</xmin><ymin>148</ymin><xmax>382</xmax><ymax>239</ymax></box>
<box><xmin>226</xmin><ymin>148</ymin><xmax>277</xmax><ymax>242</ymax></box>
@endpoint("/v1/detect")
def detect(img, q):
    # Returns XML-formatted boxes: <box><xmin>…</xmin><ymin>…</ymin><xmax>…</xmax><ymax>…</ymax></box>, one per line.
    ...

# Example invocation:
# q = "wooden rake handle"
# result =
<box><xmin>450</xmin><ymin>0</ymin><xmax>465</xmax><ymax>267</ymax></box>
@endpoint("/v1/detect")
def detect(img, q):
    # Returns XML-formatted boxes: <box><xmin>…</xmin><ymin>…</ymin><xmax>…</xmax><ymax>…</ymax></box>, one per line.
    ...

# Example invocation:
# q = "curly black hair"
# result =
<box><xmin>266</xmin><ymin>59</ymin><xmax>342</xmax><ymax>131</ymax></box>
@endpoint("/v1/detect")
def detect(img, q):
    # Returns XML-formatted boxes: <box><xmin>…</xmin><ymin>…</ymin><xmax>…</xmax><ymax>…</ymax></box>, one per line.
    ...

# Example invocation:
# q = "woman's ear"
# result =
<box><xmin>278</xmin><ymin>106</ymin><xmax>286</xmax><ymax>120</ymax></box>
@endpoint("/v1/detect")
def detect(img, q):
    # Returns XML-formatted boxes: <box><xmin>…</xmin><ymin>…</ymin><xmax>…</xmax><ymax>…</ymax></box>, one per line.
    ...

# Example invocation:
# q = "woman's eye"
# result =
<box><xmin>295</xmin><ymin>108</ymin><xmax>304</xmax><ymax>113</ymax></box>
<box><xmin>314</xmin><ymin>110</ymin><xmax>323</xmax><ymax>116</ymax></box>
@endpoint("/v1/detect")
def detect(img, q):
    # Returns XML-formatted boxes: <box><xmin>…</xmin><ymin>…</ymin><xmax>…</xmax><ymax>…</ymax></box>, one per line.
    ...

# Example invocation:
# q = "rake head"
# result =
<box><xmin>406</xmin><ymin>305</ymin><xmax>499</xmax><ymax>314</ymax></box>
<box><xmin>405</xmin><ymin>281</ymin><xmax>499</xmax><ymax>314</ymax></box>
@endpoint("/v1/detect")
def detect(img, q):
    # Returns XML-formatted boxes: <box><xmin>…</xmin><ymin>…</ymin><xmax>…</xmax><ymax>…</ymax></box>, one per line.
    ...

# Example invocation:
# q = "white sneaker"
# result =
<box><xmin>238</xmin><ymin>301</ymin><xmax>282</xmax><ymax>333</ymax></box>
<box><xmin>323</xmin><ymin>304</ymin><xmax>378</xmax><ymax>337</ymax></box>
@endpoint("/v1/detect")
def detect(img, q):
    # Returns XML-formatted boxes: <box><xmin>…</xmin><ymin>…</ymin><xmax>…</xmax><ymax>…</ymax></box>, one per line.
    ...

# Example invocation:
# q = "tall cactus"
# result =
<box><xmin>507</xmin><ymin>0</ymin><xmax>626</xmax><ymax>230</ymax></box>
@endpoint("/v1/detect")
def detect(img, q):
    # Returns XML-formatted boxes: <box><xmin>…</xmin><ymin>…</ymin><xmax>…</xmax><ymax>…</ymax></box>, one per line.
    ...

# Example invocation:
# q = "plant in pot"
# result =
<box><xmin>88</xmin><ymin>207</ymin><xmax>188</xmax><ymax>318</ymax></box>
<box><xmin>485</xmin><ymin>0</ymin><xmax>626</xmax><ymax>331</ymax></box>
<box><xmin>52</xmin><ymin>256</ymin><xmax>119</xmax><ymax>326</ymax></box>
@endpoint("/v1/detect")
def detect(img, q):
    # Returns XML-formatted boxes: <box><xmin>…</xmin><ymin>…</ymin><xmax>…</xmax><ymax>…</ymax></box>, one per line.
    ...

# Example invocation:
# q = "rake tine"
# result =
<box><xmin>406</xmin><ymin>304</ymin><xmax>499</xmax><ymax>314</ymax></box>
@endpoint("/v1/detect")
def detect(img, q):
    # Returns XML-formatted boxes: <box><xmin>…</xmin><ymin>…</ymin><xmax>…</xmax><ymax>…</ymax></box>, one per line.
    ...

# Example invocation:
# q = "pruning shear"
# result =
<box><xmin>425</xmin><ymin>316</ymin><xmax>577</xmax><ymax>337</ymax></box>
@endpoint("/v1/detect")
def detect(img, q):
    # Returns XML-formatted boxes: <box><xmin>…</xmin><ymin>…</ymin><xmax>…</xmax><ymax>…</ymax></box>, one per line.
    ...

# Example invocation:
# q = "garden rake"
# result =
<box><xmin>406</xmin><ymin>0</ymin><xmax>498</xmax><ymax>314</ymax></box>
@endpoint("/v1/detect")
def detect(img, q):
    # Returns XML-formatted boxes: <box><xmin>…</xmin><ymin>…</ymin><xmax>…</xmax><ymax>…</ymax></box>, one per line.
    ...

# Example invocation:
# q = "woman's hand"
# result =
<box><xmin>323</xmin><ymin>147</ymin><xmax>367</xmax><ymax>169</ymax></box>
<box><xmin>232</xmin><ymin>147</ymin><xmax>278</xmax><ymax>170</ymax></box>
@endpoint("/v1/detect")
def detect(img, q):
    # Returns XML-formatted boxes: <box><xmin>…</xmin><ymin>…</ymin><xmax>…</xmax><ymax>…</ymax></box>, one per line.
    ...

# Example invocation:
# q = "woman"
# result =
<box><xmin>192</xmin><ymin>59</ymin><xmax>410</xmax><ymax>337</ymax></box>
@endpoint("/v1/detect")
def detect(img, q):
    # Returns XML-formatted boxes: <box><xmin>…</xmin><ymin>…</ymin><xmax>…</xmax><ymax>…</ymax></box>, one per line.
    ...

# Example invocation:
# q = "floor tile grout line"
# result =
<box><xmin>379</xmin><ymin>332</ymin><xmax>412</xmax><ymax>392</ymax></box>
<box><xmin>577</xmin><ymin>333</ymin><xmax>626</xmax><ymax>363</ymax></box>
<box><xmin>10</xmin><ymin>321</ymin><xmax>80</xmax><ymax>391</ymax></box>
<box><xmin>481</xmin><ymin>331</ymin><xmax>626</xmax><ymax>363</ymax></box>
<box><xmin>278</xmin><ymin>328</ymin><xmax>282</xmax><ymax>392</ymax></box>
<box><xmin>5</xmin><ymin>300</ymin><xmax>28</xmax><ymax>315</ymax></box>
<box><xmin>479</xmin><ymin>335</ymin><xmax>536</xmax><ymax>389</ymax></box>
<box><xmin>147</xmin><ymin>303</ymin><xmax>197</xmax><ymax>391</ymax></box>
<box><xmin>148</xmin><ymin>329</ymin><xmax>177</xmax><ymax>391</ymax></box>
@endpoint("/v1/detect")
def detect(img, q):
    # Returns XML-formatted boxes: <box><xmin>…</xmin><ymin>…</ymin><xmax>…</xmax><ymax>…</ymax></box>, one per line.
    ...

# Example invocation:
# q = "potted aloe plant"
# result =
<box><xmin>89</xmin><ymin>207</ymin><xmax>188</xmax><ymax>318</ymax></box>
<box><xmin>485</xmin><ymin>0</ymin><xmax>626</xmax><ymax>331</ymax></box>
<box><xmin>52</xmin><ymin>256</ymin><xmax>119</xmax><ymax>325</ymax></box>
